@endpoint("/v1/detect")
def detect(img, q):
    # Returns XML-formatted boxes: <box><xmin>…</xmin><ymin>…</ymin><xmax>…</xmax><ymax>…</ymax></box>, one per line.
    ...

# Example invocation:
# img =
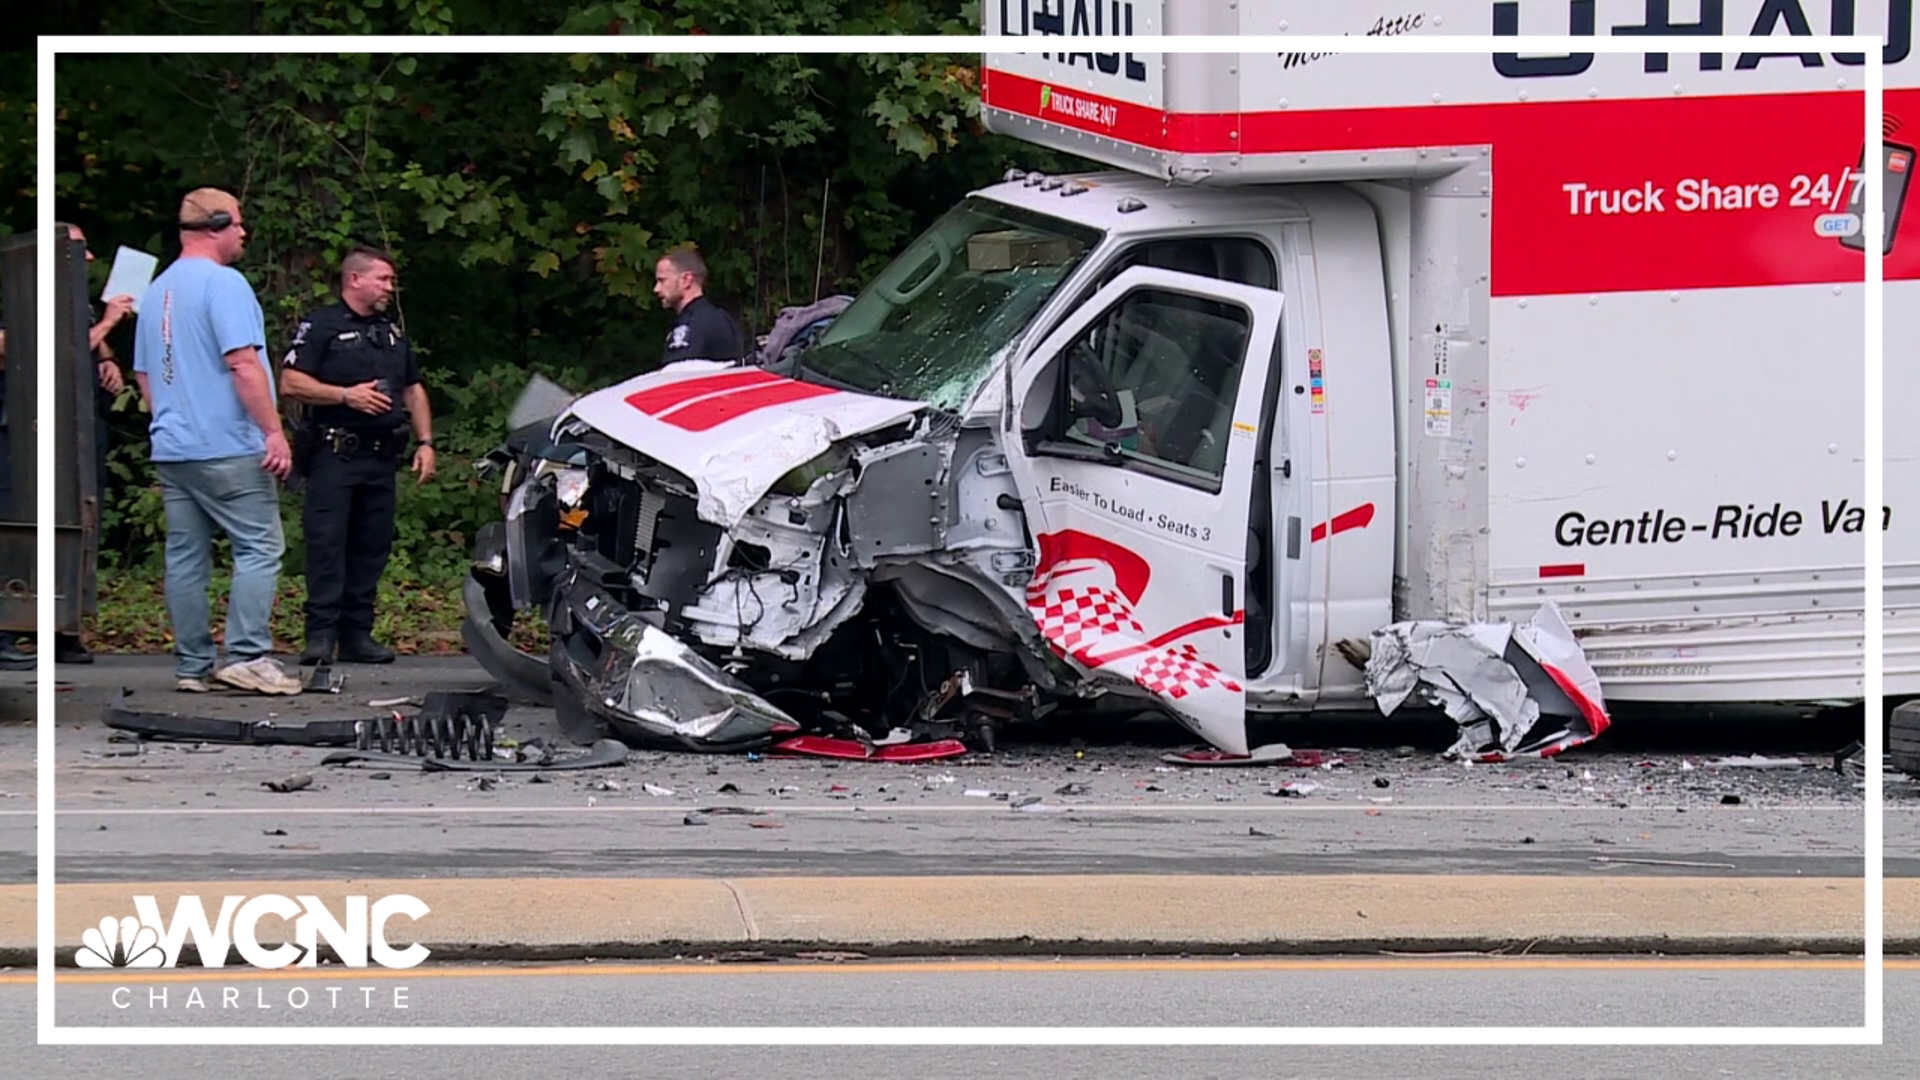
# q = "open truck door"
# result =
<box><xmin>1005</xmin><ymin>266</ymin><xmax>1283</xmax><ymax>755</ymax></box>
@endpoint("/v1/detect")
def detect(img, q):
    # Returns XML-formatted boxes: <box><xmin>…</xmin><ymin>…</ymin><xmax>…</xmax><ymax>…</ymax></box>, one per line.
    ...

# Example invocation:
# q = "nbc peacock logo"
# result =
<box><xmin>76</xmin><ymin>915</ymin><xmax>166</xmax><ymax>969</ymax></box>
<box><xmin>1040</xmin><ymin>85</ymin><xmax>1052</xmax><ymax>111</ymax></box>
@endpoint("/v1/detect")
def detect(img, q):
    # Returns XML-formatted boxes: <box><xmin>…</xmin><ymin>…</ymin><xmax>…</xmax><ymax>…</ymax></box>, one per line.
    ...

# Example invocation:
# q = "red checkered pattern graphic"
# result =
<box><xmin>1029</xmin><ymin>584</ymin><xmax>1144</xmax><ymax>661</ymax></box>
<box><xmin>1132</xmin><ymin>644</ymin><xmax>1242</xmax><ymax>700</ymax></box>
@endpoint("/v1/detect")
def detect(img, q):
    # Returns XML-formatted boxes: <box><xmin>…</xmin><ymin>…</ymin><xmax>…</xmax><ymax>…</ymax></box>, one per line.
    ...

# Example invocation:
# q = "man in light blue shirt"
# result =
<box><xmin>133</xmin><ymin>188</ymin><xmax>301</xmax><ymax>695</ymax></box>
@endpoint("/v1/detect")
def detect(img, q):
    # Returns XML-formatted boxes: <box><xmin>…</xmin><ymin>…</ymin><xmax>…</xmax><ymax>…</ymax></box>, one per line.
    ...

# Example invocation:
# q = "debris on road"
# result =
<box><xmin>368</xmin><ymin>696</ymin><xmax>422</xmax><ymax>709</ymax></box>
<box><xmin>1355</xmin><ymin>600</ymin><xmax>1611</xmax><ymax>761</ymax></box>
<box><xmin>1159</xmin><ymin>744</ymin><xmax>1345</xmax><ymax>768</ymax></box>
<box><xmin>643</xmin><ymin>783</ymin><xmax>676</xmax><ymax>797</ymax></box>
<box><xmin>1267</xmin><ymin>780</ymin><xmax>1321</xmax><ymax>798</ymax></box>
<box><xmin>301</xmin><ymin>661</ymin><xmax>345</xmax><ymax>695</ymax></box>
<box><xmin>325</xmin><ymin>737</ymin><xmax>629</xmax><ymax>773</ymax></box>
<box><xmin>1055</xmin><ymin>782</ymin><xmax>1090</xmax><ymax>797</ymax></box>
<box><xmin>772</xmin><ymin>735</ymin><xmax>968</xmax><ymax>762</ymax></box>
<box><xmin>262</xmin><ymin>773</ymin><xmax>312</xmax><ymax>793</ymax></box>
<box><xmin>1721</xmin><ymin>794</ymin><xmax>1743</xmax><ymax>805</ymax></box>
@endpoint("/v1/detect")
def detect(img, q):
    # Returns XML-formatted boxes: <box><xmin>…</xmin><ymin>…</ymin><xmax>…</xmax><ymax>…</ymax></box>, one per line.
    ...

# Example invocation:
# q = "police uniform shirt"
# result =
<box><xmin>662</xmin><ymin>295</ymin><xmax>743</xmax><ymax>364</ymax></box>
<box><xmin>285</xmin><ymin>301</ymin><xmax>420</xmax><ymax>431</ymax></box>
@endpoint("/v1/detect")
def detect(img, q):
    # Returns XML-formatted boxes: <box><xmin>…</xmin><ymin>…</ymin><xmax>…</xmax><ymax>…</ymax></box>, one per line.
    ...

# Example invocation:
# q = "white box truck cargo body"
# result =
<box><xmin>976</xmin><ymin>2</ymin><xmax>1919</xmax><ymax>722</ymax></box>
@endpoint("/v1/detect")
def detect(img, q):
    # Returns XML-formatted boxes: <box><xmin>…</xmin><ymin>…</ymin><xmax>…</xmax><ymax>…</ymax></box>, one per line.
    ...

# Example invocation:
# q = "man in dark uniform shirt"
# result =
<box><xmin>279</xmin><ymin>246</ymin><xmax>436</xmax><ymax>666</ymax></box>
<box><xmin>653</xmin><ymin>247</ymin><xmax>743</xmax><ymax>364</ymax></box>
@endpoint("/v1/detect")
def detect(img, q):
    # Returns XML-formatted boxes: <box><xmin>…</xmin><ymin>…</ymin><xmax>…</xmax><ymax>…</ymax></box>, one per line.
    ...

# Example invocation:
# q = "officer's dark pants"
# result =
<box><xmin>302</xmin><ymin>445</ymin><xmax>398</xmax><ymax>639</ymax></box>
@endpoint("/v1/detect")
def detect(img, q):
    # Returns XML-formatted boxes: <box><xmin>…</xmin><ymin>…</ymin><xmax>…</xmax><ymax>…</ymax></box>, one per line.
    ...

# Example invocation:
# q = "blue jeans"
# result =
<box><xmin>156</xmin><ymin>456</ymin><xmax>285</xmax><ymax>678</ymax></box>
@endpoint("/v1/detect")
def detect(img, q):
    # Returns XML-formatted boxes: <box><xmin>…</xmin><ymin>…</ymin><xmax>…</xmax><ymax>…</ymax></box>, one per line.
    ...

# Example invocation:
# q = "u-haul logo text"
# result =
<box><xmin>998</xmin><ymin>0</ymin><xmax>1149</xmax><ymax>83</ymax></box>
<box><xmin>1494</xmin><ymin>0</ymin><xmax>1914</xmax><ymax>77</ymax></box>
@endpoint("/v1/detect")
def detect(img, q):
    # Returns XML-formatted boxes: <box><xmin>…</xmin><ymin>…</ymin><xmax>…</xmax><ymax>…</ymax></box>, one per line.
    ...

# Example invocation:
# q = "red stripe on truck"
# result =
<box><xmin>1538</xmin><ymin>564</ymin><xmax>1587</xmax><ymax>579</ymax></box>
<box><xmin>1310</xmin><ymin>503</ymin><xmax>1376</xmax><ymax>543</ymax></box>
<box><xmin>983</xmin><ymin>70</ymin><xmax>1920</xmax><ymax>296</ymax></box>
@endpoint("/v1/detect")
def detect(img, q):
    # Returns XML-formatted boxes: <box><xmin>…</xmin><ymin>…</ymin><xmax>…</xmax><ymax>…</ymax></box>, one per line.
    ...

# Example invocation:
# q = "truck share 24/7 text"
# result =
<box><xmin>1563</xmin><ymin>172</ymin><xmax>1866</xmax><ymax>216</ymax></box>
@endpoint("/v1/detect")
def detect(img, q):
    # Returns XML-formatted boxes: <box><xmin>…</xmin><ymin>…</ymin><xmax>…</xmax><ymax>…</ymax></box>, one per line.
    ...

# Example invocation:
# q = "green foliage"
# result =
<box><xmin>53</xmin><ymin>1</ymin><xmax>1096</xmax><ymax>606</ymax></box>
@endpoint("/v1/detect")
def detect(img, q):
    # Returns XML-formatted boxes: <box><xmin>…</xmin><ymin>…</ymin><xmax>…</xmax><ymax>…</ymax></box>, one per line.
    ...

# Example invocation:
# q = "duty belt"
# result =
<box><xmin>319</xmin><ymin>426</ymin><xmax>403</xmax><ymax>460</ymax></box>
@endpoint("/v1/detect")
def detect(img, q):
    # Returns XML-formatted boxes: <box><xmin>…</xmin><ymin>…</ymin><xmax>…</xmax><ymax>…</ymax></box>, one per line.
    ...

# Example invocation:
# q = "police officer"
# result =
<box><xmin>279</xmin><ymin>246</ymin><xmax>436</xmax><ymax>666</ymax></box>
<box><xmin>653</xmin><ymin>246</ymin><xmax>743</xmax><ymax>364</ymax></box>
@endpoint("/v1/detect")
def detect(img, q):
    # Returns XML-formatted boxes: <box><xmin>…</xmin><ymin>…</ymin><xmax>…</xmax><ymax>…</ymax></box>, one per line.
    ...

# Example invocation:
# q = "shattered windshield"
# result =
<box><xmin>799</xmin><ymin>198</ymin><xmax>1101</xmax><ymax>411</ymax></box>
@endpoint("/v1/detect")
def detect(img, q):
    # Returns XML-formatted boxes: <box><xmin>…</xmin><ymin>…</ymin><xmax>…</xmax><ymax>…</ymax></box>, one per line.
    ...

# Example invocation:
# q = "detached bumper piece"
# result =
<box><xmin>105</xmin><ymin>691</ymin><xmax>363</xmax><ymax>747</ymax></box>
<box><xmin>549</xmin><ymin>572</ymin><xmax>801</xmax><ymax>753</ymax></box>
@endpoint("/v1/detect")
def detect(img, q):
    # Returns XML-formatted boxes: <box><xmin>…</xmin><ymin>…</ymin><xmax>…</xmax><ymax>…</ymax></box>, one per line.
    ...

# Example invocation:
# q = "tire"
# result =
<box><xmin>1893</xmin><ymin>700</ymin><xmax>1920</xmax><ymax>780</ymax></box>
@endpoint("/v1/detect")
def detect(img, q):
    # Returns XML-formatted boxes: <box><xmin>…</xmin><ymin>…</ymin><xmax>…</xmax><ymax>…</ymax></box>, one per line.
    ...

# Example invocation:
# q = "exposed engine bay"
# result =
<box><xmin>463</xmin><ymin>361</ymin><xmax>1080</xmax><ymax>753</ymax></box>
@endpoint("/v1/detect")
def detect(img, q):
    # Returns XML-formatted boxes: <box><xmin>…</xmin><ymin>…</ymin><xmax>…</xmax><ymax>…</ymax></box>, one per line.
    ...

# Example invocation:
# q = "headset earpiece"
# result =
<box><xmin>179</xmin><ymin>208</ymin><xmax>233</xmax><ymax>232</ymax></box>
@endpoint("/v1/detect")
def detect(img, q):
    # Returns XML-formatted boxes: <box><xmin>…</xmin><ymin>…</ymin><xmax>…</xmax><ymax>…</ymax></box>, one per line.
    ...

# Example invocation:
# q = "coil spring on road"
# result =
<box><xmin>356</xmin><ymin>712</ymin><xmax>497</xmax><ymax>761</ymax></box>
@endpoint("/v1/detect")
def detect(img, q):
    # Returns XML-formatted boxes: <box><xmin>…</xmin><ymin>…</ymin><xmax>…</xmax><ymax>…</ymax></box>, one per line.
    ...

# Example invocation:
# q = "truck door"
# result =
<box><xmin>1006</xmin><ymin>266</ymin><xmax>1283</xmax><ymax>755</ymax></box>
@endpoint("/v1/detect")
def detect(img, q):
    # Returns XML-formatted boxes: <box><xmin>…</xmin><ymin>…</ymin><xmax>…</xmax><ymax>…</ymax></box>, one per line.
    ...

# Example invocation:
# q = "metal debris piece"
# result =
<box><xmin>1359</xmin><ymin>601</ymin><xmax>1610</xmax><ymax>761</ymax></box>
<box><xmin>262</xmin><ymin>773</ymin><xmax>312</xmax><ymax>793</ymax></box>
<box><xmin>643</xmin><ymin>783</ymin><xmax>676</xmax><ymax>797</ymax></box>
<box><xmin>1054</xmin><ymin>782</ymin><xmax>1090</xmax><ymax>797</ymax></box>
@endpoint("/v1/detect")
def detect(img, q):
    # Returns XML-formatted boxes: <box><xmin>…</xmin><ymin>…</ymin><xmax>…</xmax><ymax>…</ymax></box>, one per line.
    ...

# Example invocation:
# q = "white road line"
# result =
<box><xmin>0</xmin><ymin>802</ymin><xmax>1876</xmax><ymax>818</ymax></box>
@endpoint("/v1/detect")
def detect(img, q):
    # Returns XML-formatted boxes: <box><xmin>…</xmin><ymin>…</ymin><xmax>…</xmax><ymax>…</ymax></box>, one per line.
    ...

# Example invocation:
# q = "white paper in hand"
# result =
<box><xmin>103</xmin><ymin>246</ymin><xmax>158</xmax><ymax>314</ymax></box>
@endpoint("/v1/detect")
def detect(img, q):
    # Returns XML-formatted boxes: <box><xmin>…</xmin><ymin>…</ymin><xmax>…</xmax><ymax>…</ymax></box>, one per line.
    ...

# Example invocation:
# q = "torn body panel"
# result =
<box><xmin>1360</xmin><ymin>601</ymin><xmax>1612</xmax><ymax>761</ymax></box>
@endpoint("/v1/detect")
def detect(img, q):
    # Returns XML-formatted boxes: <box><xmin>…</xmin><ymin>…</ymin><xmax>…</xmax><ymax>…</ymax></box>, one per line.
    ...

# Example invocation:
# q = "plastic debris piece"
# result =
<box><xmin>262</xmin><ymin>773</ymin><xmax>312</xmax><ymax>793</ymax></box>
<box><xmin>643</xmin><ymin>783</ymin><xmax>676</xmax><ymax>797</ymax></box>
<box><xmin>1267</xmin><ymin>780</ymin><xmax>1320</xmax><ymax>798</ymax></box>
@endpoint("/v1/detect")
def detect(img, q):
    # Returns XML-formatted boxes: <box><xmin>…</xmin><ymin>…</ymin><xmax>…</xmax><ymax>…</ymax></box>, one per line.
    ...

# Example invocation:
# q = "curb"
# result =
<box><xmin>4</xmin><ymin>874</ymin><xmax>1895</xmax><ymax>966</ymax></box>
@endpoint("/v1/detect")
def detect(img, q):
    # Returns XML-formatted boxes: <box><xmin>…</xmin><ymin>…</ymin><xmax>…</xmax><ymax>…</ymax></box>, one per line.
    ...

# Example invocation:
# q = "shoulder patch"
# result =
<box><xmin>291</xmin><ymin>320</ymin><xmax>311</xmax><ymax>347</ymax></box>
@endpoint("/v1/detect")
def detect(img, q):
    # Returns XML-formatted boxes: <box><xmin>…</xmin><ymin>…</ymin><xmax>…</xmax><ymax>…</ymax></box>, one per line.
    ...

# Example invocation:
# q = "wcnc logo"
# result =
<box><xmin>75</xmin><ymin>894</ymin><xmax>431</xmax><ymax>970</ymax></box>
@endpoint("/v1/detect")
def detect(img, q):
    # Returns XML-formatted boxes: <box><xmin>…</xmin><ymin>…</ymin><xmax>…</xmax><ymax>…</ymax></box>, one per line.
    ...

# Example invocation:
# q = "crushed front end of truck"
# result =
<box><xmin>462</xmin><ymin>360</ymin><xmax>1072</xmax><ymax>753</ymax></box>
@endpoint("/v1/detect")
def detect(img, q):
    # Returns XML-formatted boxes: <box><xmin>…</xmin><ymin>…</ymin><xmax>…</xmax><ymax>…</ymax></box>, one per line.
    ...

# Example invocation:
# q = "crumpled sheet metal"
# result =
<box><xmin>601</xmin><ymin>619</ymin><xmax>800</xmax><ymax>745</ymax></box>
<box><xmin>562</xmin><ymin>360</ymin><xmax>926</xmax><ymax>528</ymax></box>
<box><xmin>1363</xmin><ymin>601</ymin><xmax>1612</xmax><ymax>761</ymax></box>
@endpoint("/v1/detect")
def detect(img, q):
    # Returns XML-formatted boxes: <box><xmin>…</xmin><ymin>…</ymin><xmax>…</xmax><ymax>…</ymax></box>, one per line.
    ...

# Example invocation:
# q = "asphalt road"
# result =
<box><xmin>2</xmin><ymin>958</ymin><xmax>1909</xmax><ymax>1077</ymax></box>
<box><xmin>0</xmin><ymin>656</ymin><xmax>1899</xmax><ymax>884</ymax></box>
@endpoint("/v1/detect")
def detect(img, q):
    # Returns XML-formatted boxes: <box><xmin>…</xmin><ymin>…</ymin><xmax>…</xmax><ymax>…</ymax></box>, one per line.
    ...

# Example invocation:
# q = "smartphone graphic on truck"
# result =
<box><xmin>1840</xmin><ymin>140</ymin><xmax>1914</xmax><ymax>255</ymax></box>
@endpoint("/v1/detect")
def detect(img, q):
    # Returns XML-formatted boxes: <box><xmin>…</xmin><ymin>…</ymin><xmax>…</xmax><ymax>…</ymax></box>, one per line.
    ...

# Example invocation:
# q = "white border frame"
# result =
<box><xmin>33</xmin><ymin>30</ymin><xmax>1884</xmax><ymax>1045</ymax></box>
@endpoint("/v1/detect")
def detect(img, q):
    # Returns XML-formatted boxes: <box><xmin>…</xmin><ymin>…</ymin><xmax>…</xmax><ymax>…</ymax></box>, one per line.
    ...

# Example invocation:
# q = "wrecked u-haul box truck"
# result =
<box><xmin>464</xmin><ymin>0</ymin><xmax>1920</xmax><ymax>759</ymax></box>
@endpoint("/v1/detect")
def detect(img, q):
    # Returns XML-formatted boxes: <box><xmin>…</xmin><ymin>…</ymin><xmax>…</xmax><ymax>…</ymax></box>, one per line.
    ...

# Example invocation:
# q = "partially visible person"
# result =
<box><xmin>0</xmin><ymin>224</ymin><xmax>135</xmax><ymax>667</ymax></box>
<box><xmin>57</xmin><ymin>222</ymin><xmax>137</xmax><ymax>665</ymax></box>
<box><xmin>0</xmin><ymin>318</ymin><xmax>24</xmax><ymax>670</ymax></box>
<box><xmin>653</xmin><ymin>246</ymin><xmax>743</xmax><ymax>365</ymax></box>
<box><xmin>279</xmin><ymin>246</ymin><xmax>435</xmax><ymax>666</ymax></box>
<box><xmin>131</xmin><ymin>188</ymin><xmax>301</xmax><ymax>696</ymax></box>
